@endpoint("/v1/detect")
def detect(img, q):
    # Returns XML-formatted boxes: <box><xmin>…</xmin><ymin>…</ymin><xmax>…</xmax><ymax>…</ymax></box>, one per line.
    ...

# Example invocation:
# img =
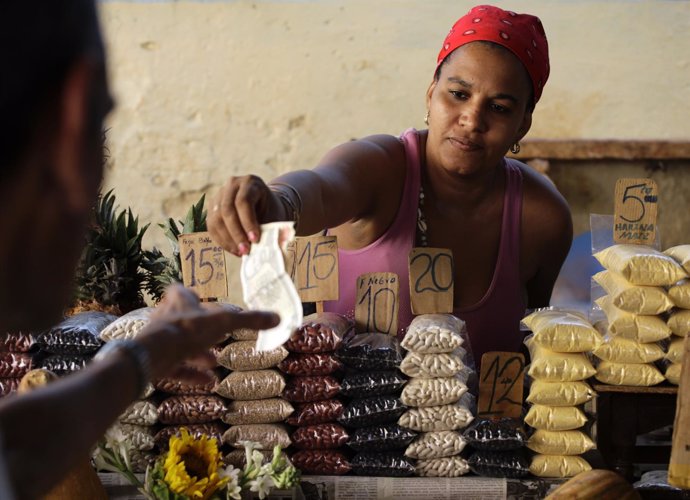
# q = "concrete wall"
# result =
<box><xmin>99</xmin><ymin>1</ymin><xmax>690</xmax><ymax>301</ymax></box>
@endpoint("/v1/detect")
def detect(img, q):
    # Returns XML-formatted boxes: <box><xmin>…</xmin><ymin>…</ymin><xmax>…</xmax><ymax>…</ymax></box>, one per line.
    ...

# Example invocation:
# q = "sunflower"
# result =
<box><xmin>163</xmin><ymin>429</ymin><xmax>229</xmax><ymax>499</ymax></box>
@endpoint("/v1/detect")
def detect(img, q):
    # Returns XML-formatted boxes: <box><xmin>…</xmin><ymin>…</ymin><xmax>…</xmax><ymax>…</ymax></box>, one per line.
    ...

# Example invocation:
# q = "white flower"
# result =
<box><xmin>219</xmin><ymin>464</ymin><xmax>240</xmax><ymax>483</ymax></box>
<box><xmin>249</xmin><ymin>474</ymin><xmax>275</xmax><ymax>500</ymax></box>
<box><xmin>225</xmin><ymin>482</ymin><xmax>242</xmax><ymax>500</ymax></box>
<box><xmin>250</xmin><ymin>450</ymin><xmax>265</xmax><ymax>471</ymax></box>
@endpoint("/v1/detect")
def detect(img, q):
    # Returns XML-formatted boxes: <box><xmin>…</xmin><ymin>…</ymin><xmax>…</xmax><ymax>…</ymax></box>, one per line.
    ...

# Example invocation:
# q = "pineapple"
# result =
<box><xmin>140</xmin><ymin>194</ymin><xmax>208</xmax><ymax>302</ymax></box>
<box><xmin>68</xmin><ymin>190</ymin><xmax>150</xmax><ymax>315</ymax></box>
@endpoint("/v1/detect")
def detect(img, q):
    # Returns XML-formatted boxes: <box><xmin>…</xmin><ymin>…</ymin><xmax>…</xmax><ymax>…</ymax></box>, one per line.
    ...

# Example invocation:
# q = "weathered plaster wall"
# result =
<box><xmin>99</xmin><ymin>1</ymin><xmax>690</xmax><ymax>302</ymax></box>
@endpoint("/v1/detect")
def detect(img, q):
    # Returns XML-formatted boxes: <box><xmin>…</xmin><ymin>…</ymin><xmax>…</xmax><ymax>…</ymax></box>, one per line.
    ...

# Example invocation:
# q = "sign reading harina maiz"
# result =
<box><xmin>408</xmin><ymin>247</ymin><xmax>454</xmax><ymax>314</ymax></box>
<box><xmin>178</xmin><ymin>231</ymin><xmax>228</xmax><ymax>299</ymax></box>
<box><xmin>614</xmin><ymin>178</ymin><xmax>658</xmax><ymax>245</ymax></box>
<box><xmin>355</xmin><ymin>272</ymin><xmax>399</xmax><ymax>335</ymax></box>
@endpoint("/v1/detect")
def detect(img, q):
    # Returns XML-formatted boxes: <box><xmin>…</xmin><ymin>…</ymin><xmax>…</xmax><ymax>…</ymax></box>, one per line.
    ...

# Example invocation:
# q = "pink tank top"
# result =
<box><xmin>324</xmin><ymin>128</ymin><xmax>526</xmax><ymax>364</ymax></box>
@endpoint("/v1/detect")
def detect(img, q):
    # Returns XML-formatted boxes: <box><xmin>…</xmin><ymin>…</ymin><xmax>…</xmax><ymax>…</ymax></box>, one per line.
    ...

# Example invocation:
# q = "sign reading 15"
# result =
<box><xmin>184</xmin><ymin>245</ymin><xmax>225</xmax><ymax>286</ymax></box>
<box><xmin>286</xmin><ymin>238</ymin><xmax>337</xmax><ymax>291</ymax></box>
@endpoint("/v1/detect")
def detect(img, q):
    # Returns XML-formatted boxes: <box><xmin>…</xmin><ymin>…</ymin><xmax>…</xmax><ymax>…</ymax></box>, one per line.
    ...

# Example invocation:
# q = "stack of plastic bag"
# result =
<box><xmin>664</xmin><ymin>245</ymin><xmax>690</xmax><ymax>384</ymax></box>
<box><xmin>398</xmin><ymin>314</ymin><xmax>474</xmax><ymax>478</ymax></box>
<box><xmin>0</xmin><ymin>332</ymin><xmax>36</xmax><ymax>398</ymax></box>
<box><xmin>593</xmin><ymin>244</ymin><xmax>687</xmax><ymax>386</ymax></box>
<box><xmin>282</xmin><ymin>312</ymin><xmax>353</xmax><ymax>476</ymax></box>
<box><xmin>522</xmin><ymin>309</ymin><xmax>598</xmax><ymax>478</ymax></box>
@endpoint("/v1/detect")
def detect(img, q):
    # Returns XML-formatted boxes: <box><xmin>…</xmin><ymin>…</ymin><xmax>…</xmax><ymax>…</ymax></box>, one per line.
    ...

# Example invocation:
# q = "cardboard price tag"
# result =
<box><xmin>409</xmin><ymin>247</ymin><xmax>454</xmax><ymax>314</ymax></box>
<box><xmin>178</xmin><ymin>231</ymin><xmax>228</xmax><ymax>300</ymax></box>
<box><xmin>669</xmin><ymin>335</ymin><xmax>690</xmax><ymax>489</ymax></box>
<box><xmin>283</xmin><ymin>235</ymin><xmax>339</xmax><ymax>303</ymax></box>
<box><xmin>614</xmin><ymin>178</ymin><xmax>658</xmax><ymax>244</ymax></box>
<box><xmin>355</xmin><ymin>272</ymin><xmax>399</xmax><ymax>335</ymax></box>
<box><xmin>477</xmin><ymin>352</ymin><xmax>525</xmax><ymax>419</ymax></box>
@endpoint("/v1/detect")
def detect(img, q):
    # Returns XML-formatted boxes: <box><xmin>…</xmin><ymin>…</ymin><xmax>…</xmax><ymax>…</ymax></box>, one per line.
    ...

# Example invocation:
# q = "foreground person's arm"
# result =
<box><xmin>0</xmin><ymin>286</ymin><xmax>278</xmax><ymax>500</ymax></box>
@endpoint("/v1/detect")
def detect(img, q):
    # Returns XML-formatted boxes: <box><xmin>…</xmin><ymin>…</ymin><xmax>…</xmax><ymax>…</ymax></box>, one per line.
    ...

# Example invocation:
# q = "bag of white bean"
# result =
<box><xmin>402</xmin><ymin>314</ymin><xmax>466</xmax><ymax>354</ymax></box>
<box><xmin>415</xmin><ymin>456</ymin><xmax>470</xmax><ymax>477</ymax></box>
<box><xmin>404</xmin><ymin>430</ymin><xmax>466</xmax><ymax>459</ymax></box>
<box><xmin>400</xmin><ymin>349</ymin><xmax>467</xmax><ymax>378</ymax></box>
<box><xmin>398</xmin><ymin>393</ymin><xmax>475</xmax><ymax>432</ymax></box>
<box><xmin>98</xmin><ymin>307</ymin><xmax>154</xmax><ymax>341</ymax></box>
<box><xmin>400</xmin><ymin>376</ymin><xmax>468</xmax><ymax>407</ymax></box>
<box><xmin>119</xmin><ymin>400</ymin><xmax>158</xmax><ymax>426</ymax></box>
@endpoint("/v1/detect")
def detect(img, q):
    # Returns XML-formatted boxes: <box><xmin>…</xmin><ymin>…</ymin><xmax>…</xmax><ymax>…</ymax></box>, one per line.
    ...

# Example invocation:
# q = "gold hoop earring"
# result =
<box><xmin>424</xmin><ymin>111</ymin><xmax>429</xmax><ymax>126</ymax></box>
<box><xmin>510</xmin><ymin>142</ymin><xmax>521</xmax><ymax>154</ymax></box>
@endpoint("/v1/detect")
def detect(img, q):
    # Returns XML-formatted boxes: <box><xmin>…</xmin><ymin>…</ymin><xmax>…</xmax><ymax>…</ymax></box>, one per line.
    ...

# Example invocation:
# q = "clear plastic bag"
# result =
<box><xmin>400</xmin><ymin>349</ymin><xmax>467</xmax><ymax>378</ymax></box>
<box><xmin>216</xmin><ymin>341</ymin><xmax>288</xmax><ymax>371</ymax></box>
<box><xmin>0</xmin><ymin>332</ymin><xmax>36</xmax><ymax>353</ymax></box>
<box><xmin>39</xmin><ymin>353</ymin><xmax>88</xmax><ymax>376</ymax></box>
<box><xmin>529</xmin><ymin>454</ymin><xmax>591</xmax><ymax>478</ymax></box>
<box><xmin>665</xmin><ymin>245</ymin><xmax>690</xmax><ymax>274</ymax></box>
<box><xmin>98</xmin><ymin>307</ymin><xmax>153</xmax><ymax>341</ymax></box>
<box><xmin>348</xmin><ymin>424</ymin><xmax>418</xmax><ymax>452</ymax></box>
<box><xmin>338</xmin><ymin>395</ymin><xmax>407</xmax><ymax>428</ymax></box>
<box><xmin>340</xmin><ymin>371</ymin><xmax>407</xmax><ymax>398</ymax></box>
<box><xmin>593</xmin><ymin>336</ymin><xmax>664</xmax><ymax>364</ymax></box>
<box><xmin>38</xmin><ymin>312</ymin><xmax>114</xmax><ymax>354</ymax></box>
<box><xmin>400</xmin><ymin>376</ymin><xmax>467</xmax><ymax>407</ymax></box>
<box><xmin>110</xmin><ymin>423</ymin><xmax>155</xmax><ymax>451</ymax></box>
<box><xmin>669</xmin><ymin>280</ymin><xmax>690</xmax><ymax>309</ymax></box>
<box><xmin>526</xmin><ymin>380</ymin><xmax>594</xmax><ymax>407</ymax></box>
<box><xmin>154</xmin><ymin>369</ymin><xmax>220</xmax><ymax>395</ymax></box>
<box><xmin>157</xmin><ymin>394</ymin><xmax>227</xmax><ymax>425</ymax></box>
<box><xmin>404</xmin><ymin>430</ymin><xmax>466</xmax><ymax>459</ymax></box>
<box><xmin>462</xmin><ymin>418</ymin><xmax>527</xmax><ymax>451</ymax></box>
<box><xmin>467</xmin><ymin>449</ymin><xmax>530</xmax><ymax>478</ymax></box>
<box><xmin>290</xmin><ymin>450</ymin><xmax>351</xmax><ymax>475</ymax></box>
<box><xmin>336</xmin><ymin>333</ymin><xmax>404</xmax><ymax>370</ymax></box>
<box><xmin>668</xmin><ymin>309</ymin><xmax>690</xmax><ymax>337</ymax></box>
<box><xmin>594</xmin><ymin>245</ymin><xmax>687</xmax><ymax>286</ymax></box>
<box><xmin>223</xmin><ymin>423</ymin><xmax>291</xmax><ymax>450</ymax></box>
<box><xmin>526</xmin><ymin>429</ymin><xmax>595</xmax><ymax>455</ymax></box>
<box><xmin>291</xmin><ymin>423</ymin><xmax>349</xmax><ymax>450</ymax></box>
<box><xmin>0</xmin><ymin>352</ymin><xmax>33</xmax><ymax>378</ymax></box>
<box><xmin>223</xmin><ymin>398</ymin><xmax>294</xmax><ymax>425</ymax></box>
<box><xmin>285</xmin><ymin>312</ymin><xmax>354</xmax><ymax>353</ymax></box>
<box><xmin>154</xmin><ymin>423</ymin><xmax>226</xmax><ymax>451</ymax></box>
<box><xmin>402</xmin><ymin>314</ymin><xmax>466</xmax><ymax>354</ymax></box>
<box><xmin>278</xmin><ymin>352</ymin><xmax>343</xmax><ymax>376</ymax></box>
<box><xmin>524</xmin><ymin>405</ymin><xmax>588</xmax><ymax>431</ymax></box>
<box><xmin>398</xmin><ymin>399</ymin><xmax>474</xmax><ymax>432</ymax></box>
<box><xmin>119</xmin><ymin>400</ymin><xmax>158</xmax><ymax>426</ymax></box>
<box><xmin>415</xmin><ymin>456</ymin><xmax>470</xmax><ymax>477</ymax></box>
<box><xmin>522</xmin><ymin>309</ymin><xmax>602</xmax><ymax>353</ymax></box>
<box><xmin>286</xmin><ymin>399</ymin><xmax>344</xmax><ymax>427</ymax></box>
<box><xmin>350</xmin><ymin>452</ymin><xmax>416</xmax><ymax>477</ymax></box>
<box><xmin>214</xmin><ymin>369</ymin><xmax>285</xmax><ymax>400</ymax></box>
<box><xmin>593</xmin><ymin>271</ymin><xmax>673</xmax><ymax>315</ymax></box>
<box><xmin>595</xmin><ymin>361</ymin><xmax>665</xmax><ymax>386</ymax></box>
<box><xmin>282</xmin><ymin>375</ymin><xmax>340</xmax><ymax>403</ymax></box>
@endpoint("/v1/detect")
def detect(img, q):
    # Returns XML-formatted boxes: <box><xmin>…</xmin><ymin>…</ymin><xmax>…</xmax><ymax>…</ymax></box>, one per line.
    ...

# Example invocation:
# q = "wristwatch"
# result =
<box><xmin>93</xmin><ymin>339</ymin><xmax>152</xmax><ymax>398</ymax></box>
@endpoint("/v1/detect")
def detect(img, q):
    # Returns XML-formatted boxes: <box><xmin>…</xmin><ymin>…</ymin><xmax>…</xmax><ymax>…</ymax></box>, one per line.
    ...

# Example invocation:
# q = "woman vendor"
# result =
<box><xmin>208</xmin><ymin>5</ymin><xmax>573</xmax><ymax>365</ymax></box>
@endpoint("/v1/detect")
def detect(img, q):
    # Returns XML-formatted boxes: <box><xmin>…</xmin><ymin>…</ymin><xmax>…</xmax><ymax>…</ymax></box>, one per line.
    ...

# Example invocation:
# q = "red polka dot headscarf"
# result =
<box><xmin>436</xmin><ymin>5</ymin><xmax>550</xmax><ymax>104</ymax></box>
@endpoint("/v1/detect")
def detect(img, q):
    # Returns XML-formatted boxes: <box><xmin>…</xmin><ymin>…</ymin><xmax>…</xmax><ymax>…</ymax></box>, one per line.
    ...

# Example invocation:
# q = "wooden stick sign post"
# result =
<box><xmin>614</xmin><ymin>178</ymin><xmax>658</xmax><ymax>245</ymax></box>
<box><xmin>355</xmin><ymin>273</ymin><xmax>399</xmax><ymax>335</ymax></box>
<box><xmin>283</xmin><ymin>235</ymin><xmax>339</xmax><ymax>312</ymax></box>
<box><xmin>178</xmin><ymin>232</ymin><xmax>228</xmax><ymax>300</ymax></box>
<box><xmin>669</xmin><ymin>334</ymin><xmax>690</xmax><ymax>489</ymax></box>
<box><xmin>408</xmin><ymin>247</ymin><xmax>454</xmax><ymax>314</ymax></box>
<box><xmin>477</xmin><ymin>352</ymin><xmax>525</xmax><ymax>419</ymax></box>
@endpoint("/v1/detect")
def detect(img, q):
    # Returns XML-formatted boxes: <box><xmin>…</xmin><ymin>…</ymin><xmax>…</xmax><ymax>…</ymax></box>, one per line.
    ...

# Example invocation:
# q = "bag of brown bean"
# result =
<box><xmin>290</xmin><ymin>450</ymin><xmax>351</xmax><ymax>475</ymax></box>
<box><xmin>285</xmin><ymin>313</ymin><xmax>354</xmax><ymax>353</ymax></box>
<box><xmin>158</xmin><ymin>395</ymin><xmax>227</xmax><ymax>425</ymax></box>
<box><xmin>340</xmin><ymin>371</ymin><xmax>407</xmax><ymax>398</ymax></box>
<box><xmin>286</xmin><ymin>399</ymin><xmax>344</xmax><ymax>426</ymax></box>
<box><xmin>154</xmin><ymin>369</ymin><xmax>221</xmax><ymax>395</ymax></box>
<box><xmin>222</xmin><ymin>398</ymin><xmax>294</xmax><ymax>425</ymax></box>
<box><xmin>0</xmin><ymin>352</ymin><xmax>33</xmax><ymax>378</ymax></box>
<box><xmin>1</xmin><ymin>332</ymin><xmax>35</xmax><ymax>353</ymax></box>
<box><xmin>214</xmin><ymin>369</ymin><xmax>285</xmax><ymax>400</ymax></box>
<box><xmin>282</xmin><ymin>375</ymin><xmax>340</xmax><ymax>403</ymax></box>
<box><xmin>0</xmin><ymin>378</ymin><xmax>20</xmax><ymax>397</ymax></box>
<box><xmin>338</xmin><ymin>396</ymin><xmax>408</xmax><ymax>428</ymax></box>
<box><xmin>154</xmin><ymin>423</ymin><xmax>227</xmax><ymax>451</ymax></box>
<box><xmin>222</xmin><ymin>424</ymin><xmax>291</xmax><ymax>450</ymax></box>
<box><xmin>278</xmin><ymin>352</ymin><xmax>343</xmax><ymax>376</ymax></box>
<box><xmin>291</xmin><ymin>423</ymin><xmax>349</xmax><ymax>450</ymax></box>
<box><xmin>216</xmin><ymin>341</ymin><xmax>288</xmax><ymax>371</ymax></box>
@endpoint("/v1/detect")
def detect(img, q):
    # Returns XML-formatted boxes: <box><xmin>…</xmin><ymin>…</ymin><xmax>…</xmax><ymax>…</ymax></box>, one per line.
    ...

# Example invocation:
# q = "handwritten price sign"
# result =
<box><xmin>355</xmin><ymin>272</ymin><xmax>399</xmax><ymax>335</ymax></box>
<box><xmin>178</xmin><ymin>232</ymin><xmax>228</xmax><ymax>300</ymax></box>
<box><xmin>477</xmin><ymin>352</ymin><xmax>525</xmax><ymax>419</ymax></box>
<box><xmin>409</xmin><ymin>247</ymin><xmax>454</xmax><ymax>314</ymax></box>
<box><xmin>283</xmin><ymin>235</ymin><xmax>339</xmax><ymax>303</ymax></box>
<box><xmin>614</xmin><ymin>178</ymin><xmax>658</xmax><ymax>245</ymax></box>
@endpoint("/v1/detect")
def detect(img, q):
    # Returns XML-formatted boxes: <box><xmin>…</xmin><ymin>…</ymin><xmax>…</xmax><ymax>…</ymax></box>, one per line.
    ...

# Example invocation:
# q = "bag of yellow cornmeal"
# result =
<box><xmin>595</xmin><ymin>244</ymin><xmax>687</xmax><ymax>286</ymax></box>
<box><xmin>669</xmin><ymin>280</ymin><xmax>690</xmax><ymax>309</ymax></box>
<box><xmin>595</xmin><ymin>361</ymin><xmax>664</xmax><ymax>386</ymax></box>
<box><xmin>529</xmin><ymin>455</ymin><xmax>592</xmax><ymax>478</ymax></box>
<box><xmin>665</xmin><ymin>244</ymin><xmax>690</xmax><ymax>274</ymax></box>
<box><xmin>522</xmin><ymin>309</ymin><xmax>602</xmax><ymax>352</ymax></box>
<box><xmin>666</xmin><ymin>363</ymin><xmax>682</xmax><ymax>385</ymax></box>
<box><xmin>593</xmin><ymin>270</ymin><xmax>673</xmax><ymax>315</ymax></box>
<box><xmin>666</xmin><ymin>337</ymin><xmax>685</xmax><ymax>364</ymax></box>
<box><xmin>527</xmin><ymin>430</ymin><xmax>595</xmax><ymax>455</ymax></box>
<box><xmin>526</xmin><ymin>380</ymin><xmax>594</xmax><ymax>407</ymax></box>
<box><xmin>526</xmin><ymin>340</ymin><xmax>596</xmax><ymax>382</ymax></box>
<box><xmin>595</xmin><ymin>296</ymin><xmax>671</xmax><ymax>343</ymax></box>
<box><xmin>593</xmin><ymin>336</ymin><xmax>664</xmax><ymax>364</ymax></box>
<box><xmin>668</xmin><ymin>309</ymin><xmax>690</xmax><ymax>337</ymax></box>
<box><xmin>524</xmin><ymin>404</ymin><xmax>588</xmax><ymax>431</ymax></box>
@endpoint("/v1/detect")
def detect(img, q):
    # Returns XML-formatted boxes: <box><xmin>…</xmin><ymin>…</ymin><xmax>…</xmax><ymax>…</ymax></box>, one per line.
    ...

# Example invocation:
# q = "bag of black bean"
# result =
<box><xmin>467</xmin><ymin>449</ymin><xmax>530</xmax><ymax>478</ymax></box>
<box><xmin>286</xmin><ymin>399</ymin><xmax>344</xmax><ymax>426</ymax></box>
<box><xmin>282</xmin><ymin>375</ymin><xmax>340</xmax><ymax>403</ymax></box>
<box><xmin>340</xmin><ymin>370</ymin><xmax>407</xmax><ymax>398</ymax></box>
<box><xmin>336</xmin><ymin>333</ymin><xmax>404</xmax><ymax>370</ymax></box>
<box><xmin>37</xmin><ymin>312</ymin><xmax>113</xmax><ymax>354</ymax></box>
<box><xmin>278</xmin><ymin>353</ymin><xmax>343</xmax><ymax>376</ymax></box>
<box><xmin>347</xmin><ymin>424</ymin><xmax>418</xmax><ymax>452</ymax></box>
<box><xmin>40</xmin><ymin>353</ymin><xmax>88</xmax><ymax>376</ymax></box>
<box><xmin>286</xmin><ymin>313</ymin><xmax>354</xmax><ymax>353</ymax></box>
<box><xmin>291</xmin><ymin>450</ymin><xmax>351</xmax><ymax>475</ymax></box>
<box><xmin>338</xmin><ymin>395</ymin><xmax>407</xmax><ymax>428</ymax></box>
<box><xmin>462</xmin><ymin>418</ymin><xmax>527</xmax><ymax>451</ymax></box>
<box><xmin>350</xmin><ymin>451</ymin><xmax>416</xmax><ymax>477</ymax></box>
